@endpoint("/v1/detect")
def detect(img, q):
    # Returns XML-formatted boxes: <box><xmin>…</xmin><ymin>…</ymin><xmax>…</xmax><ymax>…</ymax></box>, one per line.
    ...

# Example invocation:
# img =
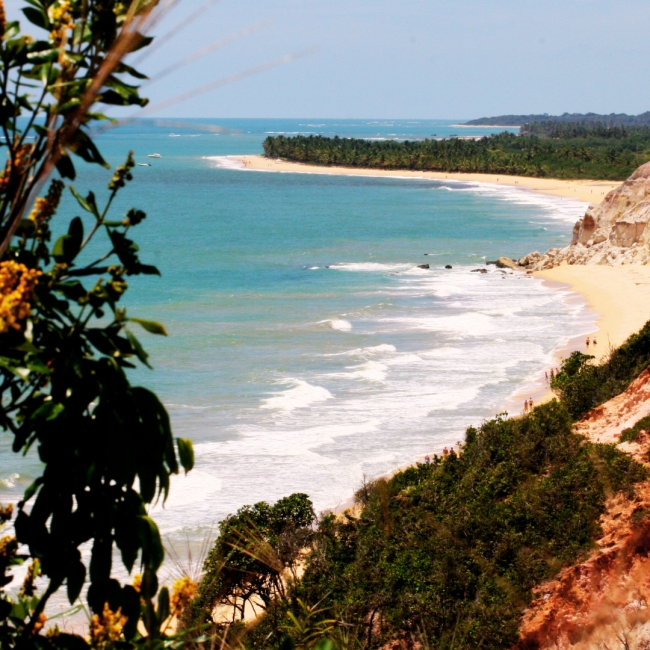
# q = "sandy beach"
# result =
<box><xmin>535</xmin><ymin>265</ymin><xmax>650</xmax><ymax>360</ymax></box>
<box><xmin>235</xmin><ymin>155</ymin><xmax>621</xmax><ymax>204</ymax></box>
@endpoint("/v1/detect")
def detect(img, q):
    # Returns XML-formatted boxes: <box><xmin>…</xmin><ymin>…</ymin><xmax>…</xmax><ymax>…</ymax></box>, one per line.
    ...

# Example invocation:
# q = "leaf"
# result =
<box><xmin>67</xmin><ymin>129</ymin><xmax>108</xmax><ymax>168</ymax></box>
<box><xmin>68</xmin><ymin>186</ymin><xmax>92</xmax><ymax>214</ymax></box>
<box><xmin>68</xmin><ymin>216</ymin><xmax>83</xmax><ymax>250</ymax></box>
<box><xmin>21</xmin><ymin>7</ymin><xmax>48</xmax><ymax>30</ymax></box>
<box><xmin>128</xmin><ymin>318</ymin><xmax>167</xmax><ymax>336</ymax></box>
<box><xmin>176</xmin><ymin>438</ymin><xmax>194</xmax><ymax>474</ymax></box>
<box><xmin>157</xmin><ymin>586</ymin><xmax>170</xmax><ymax>622</ymax></box>
<box><xmin>55</xmin><ymin>153</ymin><xmax>76</xmax><ymax>180</ymax></box>
<box><xmin>136</xmin><ymin>516</ymin><xmax>164</xmax><ymax>571</ymax></box>
<box><xmin>125</xmin><ymin>329</ymin><xmax>151</xmax><ymax>369</ymax></box>
<box><xmin>67</xmin><ymin>560</ymin><xmax>86</xmax><ymax>604</ymax></box>
<box><xmin>22</xmin><ymin>477</ymin><xmax>43</xmax><ymax>502</ymax></box>
<box><xmin>138</xmin><ymin>264</ymin><xmax>161</xmax><ymax>276</ymax></box>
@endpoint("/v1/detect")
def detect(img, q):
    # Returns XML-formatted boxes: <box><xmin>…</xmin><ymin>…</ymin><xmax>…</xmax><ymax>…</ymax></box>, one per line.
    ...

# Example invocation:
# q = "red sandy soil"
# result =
<box><xmin>516</xmin><ymin>369</ymin><xmax>650</xmax><ymax>650</ymax></box>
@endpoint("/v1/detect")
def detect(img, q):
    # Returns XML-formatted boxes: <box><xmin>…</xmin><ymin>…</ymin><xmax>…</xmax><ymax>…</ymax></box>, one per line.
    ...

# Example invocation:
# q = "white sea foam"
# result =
<box><xmin>0</xmin><ymin>473</ymin><xmax>19</xmax><ymax>489</ymax></box>
<box><xmin>202</xmin><ymin>155</ymin><xmax>245</xmax><ymax>170</ymax></box>
<box><xmin>436</xmin><ymin>181</ymin><xmax>587</xmax><ymax>224</ymax></box>
<box><xmin>261</xmin><ymin>379</ymin><xmax>334</xmax><ymax>411</ymax></box>
<box><xmin>328</xmin><ymin>319</ymin><xmax>352</xmax><ymax>331</ymax></box>
<box><xmin>329</xmin><ymin>262</ymin><xmax>413</xmax><ymax>273</ymax></box>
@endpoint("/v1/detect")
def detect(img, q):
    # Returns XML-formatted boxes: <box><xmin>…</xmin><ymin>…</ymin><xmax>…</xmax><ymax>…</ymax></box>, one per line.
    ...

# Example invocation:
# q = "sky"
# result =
<box><xmin>5</xmin><ymin>0</ymin><xmax>650</xmax><ymax>119</ymax></box>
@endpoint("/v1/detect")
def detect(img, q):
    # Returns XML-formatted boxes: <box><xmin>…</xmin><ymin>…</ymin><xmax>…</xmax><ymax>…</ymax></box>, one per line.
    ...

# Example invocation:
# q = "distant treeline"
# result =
<box><xmin>263</xmin><ymin>129</ymin><xmax>650</xmax><ymax>180</ymax></box>
<box><xmin>465</xmin><ymin>111</ymin><xmax>650</xmax><ymax>126</ymax></box>
<box><xmin>521</xmin><ymin>121</ymin><xmax>650</xmax><ymax>139</ymax></box>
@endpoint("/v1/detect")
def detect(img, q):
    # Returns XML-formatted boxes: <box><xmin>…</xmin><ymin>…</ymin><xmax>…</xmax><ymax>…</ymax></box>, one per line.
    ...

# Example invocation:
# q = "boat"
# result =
<box><xmin>148</xmin><ymin>153</ymin><xmax>162</xmax><ymax>158</ymax></box>
<box><xmin>169</xmin><ymin>134</ymin><xmax>180</xmax><ymax>137</ymax></box>
<box><xmin>138</xmin><ymin>163</ymin><xmax>151</xmax><ymax>167</ymax></box>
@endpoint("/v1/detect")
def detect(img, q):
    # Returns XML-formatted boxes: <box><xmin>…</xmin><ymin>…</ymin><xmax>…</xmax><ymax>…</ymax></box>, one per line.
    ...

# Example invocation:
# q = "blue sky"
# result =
<box><xmin>5</xmin><ymin>0</ymin><xmax>650</xmax><ymax>119</ymax></box>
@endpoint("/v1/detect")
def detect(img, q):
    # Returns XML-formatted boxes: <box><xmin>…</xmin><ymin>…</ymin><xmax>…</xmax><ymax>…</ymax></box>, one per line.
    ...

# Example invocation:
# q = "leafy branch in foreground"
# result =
<box><xmin>0</xmin><ymin>1</ymin><xmax>197</xmax><ymax>648</ymax></box>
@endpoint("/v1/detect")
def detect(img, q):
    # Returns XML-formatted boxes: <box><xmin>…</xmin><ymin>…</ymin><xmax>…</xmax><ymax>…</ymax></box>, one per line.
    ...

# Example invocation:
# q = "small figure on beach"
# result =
<box><xmin>443</xmin><ymin>447</ymin><xmax>449</xmax><ymax>456</ymax></box>
<box><xmin>529</xmin><ymin>397</ymin><xmax>534</xmax><ymax>409</ymax></box>
<box><xmin>523</xmin><ymin>399</ymin><xmax>529</xmax><ymax>413</ymax></box>
<box><xmin>586</xmin><ymin>336</ymin><xmax>590</xmax><ymax>348</ymax></box>
<box><xmin>424</xmin><ymin>455</ymin><xmax>430</xmax><ymax>464</ymax></box>
<box><xmin>593</xmin><ymin>337</ymin><xmax>597</xmax><ymax>346</ymax></box>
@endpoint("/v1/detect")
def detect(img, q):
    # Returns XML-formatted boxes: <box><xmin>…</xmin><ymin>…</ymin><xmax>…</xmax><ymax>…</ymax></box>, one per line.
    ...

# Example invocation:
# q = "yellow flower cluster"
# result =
<box><xmin>0</xmin><ymin>144</ymin><xmax>33</xmax><ymax>194</ymax></box>
<box><xmin>90</xmin><ymin>603</ymin><xmax>127</xmax><ymax>646</ymax></box>
<box><xmin>29</xmin><ymin>180</ymin><xmax>64</xmax><ymax>225</ymax></box>
<box><xmin>20</xmin><ymin>559</ymin><xmax>41</xmax><ymax>598</ymax></box>
<box><xmin>48</xmin><ymin>1</ymin><xmax>74</xmax><ymax>45</ymax></box>
<box><xmin>0</xmin><ymin>261</ymin><xmax>41</xmax><ymax>335</ymax></box>
<box><xmin>132</xmin><ymin>573</ymin><xmax>142</xmax><ymax>593</ymax></box>
<box><xmin>170</xmin><ymin>576</ymin><xmax>197</xmax><ymax>618</ymax></box>
<box><xmin>32</xmin><ymin>613</ymin><xmax>47</xmax><ymax>635</ymax></box>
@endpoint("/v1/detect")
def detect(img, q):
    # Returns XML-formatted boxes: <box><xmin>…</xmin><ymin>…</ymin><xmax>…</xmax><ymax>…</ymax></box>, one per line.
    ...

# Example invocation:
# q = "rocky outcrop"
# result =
<box><xmin>520</xmin><ymin>162</ymin><xmax>650</xmax><ymax>271</ymax></box>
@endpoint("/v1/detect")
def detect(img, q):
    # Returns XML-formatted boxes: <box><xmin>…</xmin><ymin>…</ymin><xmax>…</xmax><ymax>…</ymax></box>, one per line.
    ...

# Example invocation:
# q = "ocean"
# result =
<box><xmin>0</xmin><ymin>119</ymin><xmax>595</xmax><ymax>587</ymax></box>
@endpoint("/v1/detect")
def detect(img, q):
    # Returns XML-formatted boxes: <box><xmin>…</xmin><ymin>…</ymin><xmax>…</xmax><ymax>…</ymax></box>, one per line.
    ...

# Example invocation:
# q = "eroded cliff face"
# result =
<box><xmin>515</xmin><ymin>370</ymin><xmax>650</xmax><ymax>650</ymax></box>
<box><xmin>521</xmin><ymin>162</ymin><xmax>650</xmax><ymax>270</ymax></box>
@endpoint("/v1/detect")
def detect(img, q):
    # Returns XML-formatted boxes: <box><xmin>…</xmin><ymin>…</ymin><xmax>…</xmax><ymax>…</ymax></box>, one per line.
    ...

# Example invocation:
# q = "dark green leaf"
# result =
<box><xmin>137</xmin><ymin>516</ymin><xmax>164</xmax><ymax>570</ymax></box>
<box><xmin>125</xmin><ymin>329</ymin><xmax>151</xmax><ymax>369</ymax></box>
<box><xmin>21</xmin><ymin>7</ymin><xmax>48</xmax><ymax>29</ymax></box>
<box><xmin>55</xmin><ymin>153</ymin><xmax>76</xmax><ymax>180</ymax></box>
<box><xmin>176</xmin><ymin>438</ymin><xmax>194</xmax><ymax>474</ymax></box>
<box><xmin>157</xmin><ymin>586</ymin><xmax>170</xmax><ymax>622</ymax></box>
<box><xmin>67</xmin><ymin>560</ymin><xmax>86</xmax><ymax>604</ymax></box>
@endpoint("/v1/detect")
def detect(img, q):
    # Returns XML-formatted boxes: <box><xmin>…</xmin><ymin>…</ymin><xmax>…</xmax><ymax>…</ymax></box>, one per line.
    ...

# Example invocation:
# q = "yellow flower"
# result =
<box><xmin>0</xmin><ymin>143</ymin><xmax>33</xmax><ymax>194</ymax></box>
<box><xmin>48</xmin><ymin>1</ymin><xmax>74</xmax><ymax>44</ymax></box>
<box><xmin>132</xmin><ymin>573</ymin><xmax>142</xmax><ymax>593</ymax></box>
<box><xmin>170</xmin><ymin>576</ymin><xmax>197</xmax><ymax>618</ymax></box>
<box><xmin>28</xmin><ymin>180</ymin><xmax>64</xmax><ymax>225</ymax></box>
<box><xmin>90</xmin><ymin>603</ymin><xmax>127</xmax><ymax>646</ymax></box>
<box><xmin>32</xmin><ymin>613</ymin><xmax>47</xmax><ymax>635</ymax></box>
<box><xmin>0</xmin><ymin>261</ymin><xmax>41</xmax><ymax>334</ymax></box>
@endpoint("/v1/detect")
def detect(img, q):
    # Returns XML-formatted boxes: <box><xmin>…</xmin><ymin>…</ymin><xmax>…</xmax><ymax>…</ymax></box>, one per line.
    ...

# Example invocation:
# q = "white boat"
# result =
<box><xmin>169</xmin><ymin>134</ymin><xmax>180</xmax><ymax>137</ymax></box>
<box><xmin>138</xmin><ymin>163</ymin><xmax>151</xmax><ymax>167</ymax></box>
<box><xmin>148</xmin><ymin>153</ymin><xmax>162</xmax><ymax>158</ymax></box>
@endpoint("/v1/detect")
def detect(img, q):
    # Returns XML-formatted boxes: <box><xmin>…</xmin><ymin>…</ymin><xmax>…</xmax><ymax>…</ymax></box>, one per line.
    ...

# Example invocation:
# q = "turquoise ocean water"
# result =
<box><xmin>1</xmin><ymin>119</ymin><xmax>595</xmax><ymax>587</ymax></box>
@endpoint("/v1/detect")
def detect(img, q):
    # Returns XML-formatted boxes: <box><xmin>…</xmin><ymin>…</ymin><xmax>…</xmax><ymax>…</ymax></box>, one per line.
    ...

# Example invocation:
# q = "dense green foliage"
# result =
<box><xmin>198</xmin><ymin>322</ymin><xmax>650</xmax><ymax>650</ymax></box>
<box><xmin>192</xmin><ymin>494</ymin><xmax>315</xmax><ymax>627</ymax></box>
<box><xmin>289</xmin><ymin>403</ymin><xmax>645</xmax><ymax>649</ymax></box>
<box><xmin>0</xmin><ymin>1</ymin><xmax>197</xmax><ymax>647</ymax></box>
<box><xmin>263</xmin><ymin>128</ymin><xmax>650</xmax><ymax>180</ymax></box>
<box><xmin>551</xmin><ymin>321</ymin><xmax>650</xmax><ymax>419</ymax></box>
<box><xmin>464</xmin><ymin>111</ymin><xmax>650</xmax><ymax>127</ymax></box>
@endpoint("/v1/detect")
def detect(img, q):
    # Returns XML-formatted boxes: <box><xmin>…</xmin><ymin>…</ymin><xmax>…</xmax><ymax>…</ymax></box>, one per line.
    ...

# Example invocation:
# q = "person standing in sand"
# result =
<box><xmin>593</xmin><ymin>337</ymin><xmax>597</xmax><ymax>346</ymax></box>
<box><xmin>586</xmin><ymin>336</ymin><xmax>590</xmax><ymax>349</ymax></box>
<box><xmin>529</xmin><ymin>397</ymin><xmax>534</xmax><ymax>409</ymax></box>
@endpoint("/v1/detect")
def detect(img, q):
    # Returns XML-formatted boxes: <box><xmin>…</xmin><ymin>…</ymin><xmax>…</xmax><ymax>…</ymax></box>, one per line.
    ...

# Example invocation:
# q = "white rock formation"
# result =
<box><xmin>520</xmin><ymin>162</ymin><xmax>650</xmax><ymax>270</ymax></box>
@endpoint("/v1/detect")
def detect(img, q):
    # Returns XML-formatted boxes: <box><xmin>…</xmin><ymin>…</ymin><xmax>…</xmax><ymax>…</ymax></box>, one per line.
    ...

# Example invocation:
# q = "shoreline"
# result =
<box><xmin>232</xmin><ymin>155</ymin><xmax>621</xmax><ymax>204</ymax></box>
<box><xmin>220</xmin><ymin>156</ymin><xmax>650</xmax><ymax>515</ymax></box>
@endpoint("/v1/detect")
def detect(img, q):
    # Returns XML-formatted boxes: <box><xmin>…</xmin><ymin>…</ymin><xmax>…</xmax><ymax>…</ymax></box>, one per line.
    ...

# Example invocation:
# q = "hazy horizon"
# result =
<box><xmin>4</xmin><ymin>0</ymin><xmax>649</xmax><ymax>120</ymax></box>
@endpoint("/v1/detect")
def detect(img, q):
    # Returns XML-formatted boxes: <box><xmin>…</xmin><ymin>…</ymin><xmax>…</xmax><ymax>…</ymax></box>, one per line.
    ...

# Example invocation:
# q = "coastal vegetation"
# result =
<box><xmin>263</xmin><ymin>128</ymin><xmax>650</xmax><ymax>180</ymax></box>
<box><xmin>0</xmin><ymin>0</ymin><xmax>197</xmax><ymax>647</ymax></box>
<box><xmin>188</xmin><ymin>322</ymin><xmax>650</xmax><ymax>650</ymax></box>
<box><xmin>464</xmin><ymin>111</ymin><xmax>650</xmax><ymax>127</ymax></box>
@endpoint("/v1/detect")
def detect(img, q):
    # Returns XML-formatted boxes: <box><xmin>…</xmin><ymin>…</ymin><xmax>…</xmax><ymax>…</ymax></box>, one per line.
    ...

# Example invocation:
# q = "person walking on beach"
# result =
<box><xmin>586</xmin><ymin>336</ymin><xmax>590</xmax><ymax>349</ymax></box>
<box><xmin>523</xmin><ymin>399</ymin><xmax>529</xmax><ymax>413</ymax></box>
<box><xmin>424</xmin><ymin>455</ymin><xmax>430</xmax><ymax>464</ymax></box>
<box><xmin>593</xmin><ymin>337</ymin><xmax>597</xmax><ymax>346</ymax></box>
<box><xmin>443</xmin><ymin>447</ymin><xmax>449</xmax><ymax>456</ymax></box>
<box><xmin>529</xmin><ymin>397</ymin><xmax>534</xmax><ymax>410</ymax></box>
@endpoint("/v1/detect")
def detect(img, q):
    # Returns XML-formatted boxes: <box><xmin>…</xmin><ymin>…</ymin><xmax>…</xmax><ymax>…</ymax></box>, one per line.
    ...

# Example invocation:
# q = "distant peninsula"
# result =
<box><xmin>464</xmin><ymin>111</ymin><xmax>650</xmax><ymax>127</ymax></box>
